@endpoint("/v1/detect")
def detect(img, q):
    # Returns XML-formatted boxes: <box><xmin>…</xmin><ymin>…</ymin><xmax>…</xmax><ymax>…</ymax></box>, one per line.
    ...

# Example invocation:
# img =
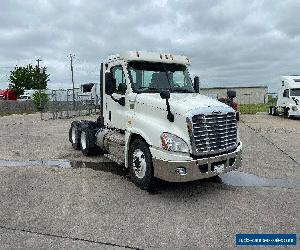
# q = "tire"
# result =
<box><xmin>272</xmin><ymin>107</ymin><xmax>278</xmax><ymax>116</ymax></box>
<box><xmin>80</xmin><ymin>126</ymin><xmax>99</xmax><ymax>156</ymax></box>
<box><xmin>128</xmin><ymin>139</ymin><xmax>154</xmax><ymax>190</ymax></box>
<box><xmin>268</xmin><ymin>107</ymin><xmax>272</xmax><ymax>115</ymax></box>
<box><xmin>69</xmin><ymin>121</ymin><xmax>81</xmax><ymax>150</ymax></box>
<box><xmin>283</xmin><ymin>108</ymin><xmax>289</xmax><ymax>117</ymax></box>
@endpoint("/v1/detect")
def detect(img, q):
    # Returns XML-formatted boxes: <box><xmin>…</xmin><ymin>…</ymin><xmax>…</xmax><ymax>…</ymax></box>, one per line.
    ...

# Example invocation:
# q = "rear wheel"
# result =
<box><xmin>69</xmin><ymin>121</ymin><xmax>81</xmax><ymax>150</ymax></box>
<box><xmin>272</xmin><ymin>107</ymin><xmax>278</xmax><ymax>116</ymax></box>
<box><xmin>128</xmin><ymin>139</ymin><xmax>154</xmax><ymax>190</ymax></box>
<box><xmin>283</xmin><ymin>107</ymin><xmax>289</xmax><ymax>117</ymax></box>
<box><xmin>268</xmin><ymin>107</ymin><xmax>273</xmax><ymax>115</ymax></box>
<box><xmin>80</xmin><ymin>126</ymin><xmax>100</xmax><ymax>156</ymax></box>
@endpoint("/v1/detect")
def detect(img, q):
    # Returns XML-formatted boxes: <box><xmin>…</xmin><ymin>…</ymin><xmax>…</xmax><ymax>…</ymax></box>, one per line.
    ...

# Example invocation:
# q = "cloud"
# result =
<box><xmin>0</xmin><ymin>0</ymin><xmax>299</xmax><ymax>92</ymax></box>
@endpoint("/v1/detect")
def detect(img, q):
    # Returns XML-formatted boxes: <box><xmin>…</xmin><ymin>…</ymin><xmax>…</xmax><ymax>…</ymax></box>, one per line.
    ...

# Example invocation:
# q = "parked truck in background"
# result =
<box><xmin>78</xmin><ymin>83</ymin><xmax>101</xmax><ymax>106</ymax></box>
<box><xmin>218</xmin><ymin>89</ymin><xmax>240</xmax><ymax>121</ymax></box>
<box><xmin>0</xmin><ymin>89</ymin><xmax>17</xmax><ymax>100</ymax></box>
<box><xmin>269</xmin><ymin>75</ymin><xmax>300</xmax><ymax>118</ymax></box>
<box><xmin>69</xmin><ymin>51</ymin><xmax>242</xmax><ymax>190</ymax></box>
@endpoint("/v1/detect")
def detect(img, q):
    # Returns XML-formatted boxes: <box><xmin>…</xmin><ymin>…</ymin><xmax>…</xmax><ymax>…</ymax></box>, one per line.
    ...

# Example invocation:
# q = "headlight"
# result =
<box><xmin>161</xmin><ymin>132</ymin><xmax>189</xmax><ymax>153</ymax></box>
<box><xmin>292</xmin><ymin>106</ymin><xmax>298</xmax><ymax>111</ymax></box>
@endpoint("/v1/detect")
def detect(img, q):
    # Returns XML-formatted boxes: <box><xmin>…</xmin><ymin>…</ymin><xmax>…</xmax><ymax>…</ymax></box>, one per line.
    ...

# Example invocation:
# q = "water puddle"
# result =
<box><xmin>0</xmin><ymin>159</ymin><xmax>299</xmax><ymax>189</ymax></box>
<box><xmin>219</xmin><ymin>171</ymin><xmax>300</xmax><ymax>189</ymax></box>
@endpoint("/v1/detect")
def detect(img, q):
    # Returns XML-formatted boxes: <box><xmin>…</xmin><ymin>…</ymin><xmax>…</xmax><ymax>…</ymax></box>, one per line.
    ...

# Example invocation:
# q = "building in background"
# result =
<box><xmin>200</xmin><ymin>85</ymin><xmax>268</xmax><ymax>104</ymax></box>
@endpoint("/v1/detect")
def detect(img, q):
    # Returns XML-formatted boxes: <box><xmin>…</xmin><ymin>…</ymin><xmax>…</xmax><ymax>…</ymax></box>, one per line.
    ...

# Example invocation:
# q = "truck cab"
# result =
<box><xmin>69</xmin><ymin>51</ymin><xmax>242</xmax><ymax>190</ymax></box>
<box><xmin>270</xmin><ymin>76</ymin><xmax>300</xmax><ymax>118</ymax></box>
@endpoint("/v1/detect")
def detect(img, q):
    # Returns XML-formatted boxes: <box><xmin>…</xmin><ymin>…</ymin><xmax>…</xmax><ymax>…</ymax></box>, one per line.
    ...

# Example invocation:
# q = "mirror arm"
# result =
<box><xmin>165</xmin><ymin>99</ymin><xmax>174</xmax><ymax>122</ymax></box>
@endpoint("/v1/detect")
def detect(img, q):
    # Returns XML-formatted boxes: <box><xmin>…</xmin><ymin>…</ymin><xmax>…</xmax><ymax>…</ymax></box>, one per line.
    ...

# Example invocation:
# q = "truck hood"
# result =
<box><xmin>136</xmin><ymin>93</ymin><xmax>232</xmax><ymax>115</ymax></box>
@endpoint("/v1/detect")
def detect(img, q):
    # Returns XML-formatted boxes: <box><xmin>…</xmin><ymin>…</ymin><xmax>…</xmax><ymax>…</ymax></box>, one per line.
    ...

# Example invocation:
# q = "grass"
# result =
<box><xmin>238</xmin><ymin>103</ymin><xmax>270</xmax><ymax>114</ymax></box>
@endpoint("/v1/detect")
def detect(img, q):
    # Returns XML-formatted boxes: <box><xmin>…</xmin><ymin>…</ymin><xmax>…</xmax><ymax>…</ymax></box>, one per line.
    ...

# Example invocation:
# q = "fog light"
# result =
<box><xmin>176</xmin><ymin>167</ymin><xmax>187</xmax><ymax>176</ymax></box>
<box><xmin>292</xmin><ymin>106</ymin><xmax>298</xmax><ymax>111</ymax></box>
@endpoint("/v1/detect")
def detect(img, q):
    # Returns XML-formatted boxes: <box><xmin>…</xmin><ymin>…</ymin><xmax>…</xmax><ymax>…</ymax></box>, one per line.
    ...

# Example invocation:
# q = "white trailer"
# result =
<box><xmin>68</xmin><ymin>51</ymin><xmax>242</xmax><ymax>190</ymax></box>
<box><xmin>77</xmin><ymin>83</ymin><xmax>101</xmax><ymax>105</ymax></box>
<box><xmin>269</xmin><ymin>76</ymin><xmax>300</xmax><ymax>118</ymax></box>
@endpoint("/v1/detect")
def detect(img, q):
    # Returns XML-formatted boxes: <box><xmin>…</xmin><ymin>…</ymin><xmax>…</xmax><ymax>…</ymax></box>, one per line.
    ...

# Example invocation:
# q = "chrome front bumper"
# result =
<box><xmin>152</xmin><ymin>143</ymin><xmax>242</xmax><ymax>182</ymax></box>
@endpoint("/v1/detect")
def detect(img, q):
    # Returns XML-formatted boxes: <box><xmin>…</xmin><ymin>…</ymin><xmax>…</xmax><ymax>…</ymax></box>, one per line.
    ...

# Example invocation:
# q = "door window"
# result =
<box><xmin>111</xmin><ymin>66</ymin><xmax>127</xmax><ymax>95</ymax></box>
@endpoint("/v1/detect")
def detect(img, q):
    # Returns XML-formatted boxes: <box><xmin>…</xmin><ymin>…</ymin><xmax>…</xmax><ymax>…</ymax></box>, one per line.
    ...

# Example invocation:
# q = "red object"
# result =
<box><xmin>0</xmin><ymin>89</ymin><xmax>17</xmax><ymax>100</ymax></box>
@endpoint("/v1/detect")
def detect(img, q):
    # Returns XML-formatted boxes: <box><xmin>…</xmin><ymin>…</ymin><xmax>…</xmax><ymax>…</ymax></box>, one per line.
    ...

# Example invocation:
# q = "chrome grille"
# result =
<box><xmin>191</xmin><ymin>112</ymin><xmax>237</xmax><ymax>155</ymax></box>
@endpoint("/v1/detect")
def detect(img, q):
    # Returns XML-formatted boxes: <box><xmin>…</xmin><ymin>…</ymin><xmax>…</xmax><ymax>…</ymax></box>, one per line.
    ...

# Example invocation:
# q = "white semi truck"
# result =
<box><xmin>69</xmin><ymin>51</ymin><xmax>242</xmax><ymax>190</ymax></box>
<box><xmin>269</xmin><ymin>75</ymin><xmax>300</xmax><ymax>118</ymax></box>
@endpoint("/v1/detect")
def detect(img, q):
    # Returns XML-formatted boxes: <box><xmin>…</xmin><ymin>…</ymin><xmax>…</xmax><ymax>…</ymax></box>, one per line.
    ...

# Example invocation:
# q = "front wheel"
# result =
<box><xmin>128</xmin><ymin>139</ymin><xmax>154</xmax><ymax>190</ymax></box>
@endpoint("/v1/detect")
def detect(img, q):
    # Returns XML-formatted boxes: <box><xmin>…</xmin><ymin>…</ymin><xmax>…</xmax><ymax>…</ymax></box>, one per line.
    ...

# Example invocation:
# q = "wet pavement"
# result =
<box><xmin>0</xmin><ymin>159</ymin><xmax>299</xmax><ymax>190</ymax></box>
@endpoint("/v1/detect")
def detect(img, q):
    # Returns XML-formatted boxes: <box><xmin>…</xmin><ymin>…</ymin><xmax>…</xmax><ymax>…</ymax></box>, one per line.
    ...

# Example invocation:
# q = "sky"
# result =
<box><xmin>0</xmin><ymin>0</ymin><xmax>299</xmax><ymax>92</ymax></box>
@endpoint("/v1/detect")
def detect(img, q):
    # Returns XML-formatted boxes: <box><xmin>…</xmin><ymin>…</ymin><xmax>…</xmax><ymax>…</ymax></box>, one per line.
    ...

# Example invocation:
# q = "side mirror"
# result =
<box><xmin>194</xmin><ymin>76</ymin><xmax>200</xmax><ymax>93</ymax></box>
<box><xmin>105</xmin><ymin>72</ymin><xmax>116</xmax><ymax>95</ymax></box>
<box><xmin>160</xmin><ymin>90</ymin><xmax>170</xmax><ymax>99</ymax></box>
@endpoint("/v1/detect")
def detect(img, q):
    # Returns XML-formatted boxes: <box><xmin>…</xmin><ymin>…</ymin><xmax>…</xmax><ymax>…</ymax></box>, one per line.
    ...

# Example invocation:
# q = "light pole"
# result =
<box><xmin>69</xmin><ymin>54</ymin><xmax>75</xmax><ymax>109</ymax></box>
<box><xmin>36</xmin><ymin>58</ymin><xmax>43</xmax><ymax>120</ymax></box>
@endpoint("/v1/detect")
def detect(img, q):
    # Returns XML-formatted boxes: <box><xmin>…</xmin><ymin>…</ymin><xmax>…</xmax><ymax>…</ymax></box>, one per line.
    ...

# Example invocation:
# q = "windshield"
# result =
<box><xmin>290</xmin><ymin>88</ymin><xmax>300</xmax><ymax>96</ymax></box>
<box><xmin>128</xmin><ymin>61</ymin><xmax>194</xmax><ymax>93</ymax></box>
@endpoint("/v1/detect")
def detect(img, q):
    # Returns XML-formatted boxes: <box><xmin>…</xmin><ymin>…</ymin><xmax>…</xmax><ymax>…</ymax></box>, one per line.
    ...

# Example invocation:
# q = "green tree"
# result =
<box><xmin>32</xmin><ymin>91</ymin><xmax>49</xmax><ymax>111</ymax></box>
<box><xmin>8</xmin><ymin>64</ymin><xmax>50</xmax><ymax>97</ymax></box>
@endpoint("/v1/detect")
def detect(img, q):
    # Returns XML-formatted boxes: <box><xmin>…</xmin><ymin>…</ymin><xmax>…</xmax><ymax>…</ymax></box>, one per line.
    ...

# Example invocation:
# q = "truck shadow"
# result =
<box><xmin>149</xmin><ymin>170</ymin><xmax>300</xmax><ymax>194</ymax></box>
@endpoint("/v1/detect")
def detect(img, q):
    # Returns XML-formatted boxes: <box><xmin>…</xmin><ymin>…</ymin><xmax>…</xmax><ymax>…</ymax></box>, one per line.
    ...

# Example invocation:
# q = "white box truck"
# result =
<box><xmin>269</xmin><ymin>75</ymin><xmax>300</xmax><ymax>118</ymax></box>
<box><xmin>69</xmin><ymin>51</ymin><xmax>242</xmax><ymax>190</ymax></box>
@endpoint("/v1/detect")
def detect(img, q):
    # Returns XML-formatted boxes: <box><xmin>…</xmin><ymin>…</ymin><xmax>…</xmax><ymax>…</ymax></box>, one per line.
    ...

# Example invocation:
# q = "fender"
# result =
<box><xmin>125</xmin><ymin>127</ymin><xmax>152</xmax><ymax>169</ymax></box>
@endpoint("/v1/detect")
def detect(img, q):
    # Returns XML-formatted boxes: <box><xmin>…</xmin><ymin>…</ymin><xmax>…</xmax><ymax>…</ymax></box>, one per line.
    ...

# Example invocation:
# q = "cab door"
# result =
<box><xmin>105</xmin><ymin>64</ymin><xmax>128</xmax><ymax>130</ymax></box>
<box><xmin>280</xmin><ymin>89</ymin><xmax>290</xmax><ymax>107</ymax></box>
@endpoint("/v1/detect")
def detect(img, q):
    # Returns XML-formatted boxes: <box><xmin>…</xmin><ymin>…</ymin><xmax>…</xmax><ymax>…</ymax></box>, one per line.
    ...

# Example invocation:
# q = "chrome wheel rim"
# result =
<box><xmin>81</xmin><ymin>131</ymin><xmax>87</xmax><ymax>150</ymax></box>
<box><xmin>71</xmin><ymin>128</ymin><xmax>76</xmax><ymax>143</ymax></box>
<box><xmin>132</xmin><ymin>149</ymin><xmax>146</xmax><ymax>179</ymax></box>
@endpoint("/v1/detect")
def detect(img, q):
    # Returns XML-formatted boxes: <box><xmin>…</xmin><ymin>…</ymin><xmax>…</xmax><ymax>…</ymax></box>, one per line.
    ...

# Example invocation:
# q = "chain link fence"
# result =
<box><xmin>0</xmin><ymin>100</ymin><xmax>35</xmax><ymax>116</ymax></box>
<box><xmin>43</xmin><ymin>89</ymin><xmax>100</xmax><ymax>120</ymax></box>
